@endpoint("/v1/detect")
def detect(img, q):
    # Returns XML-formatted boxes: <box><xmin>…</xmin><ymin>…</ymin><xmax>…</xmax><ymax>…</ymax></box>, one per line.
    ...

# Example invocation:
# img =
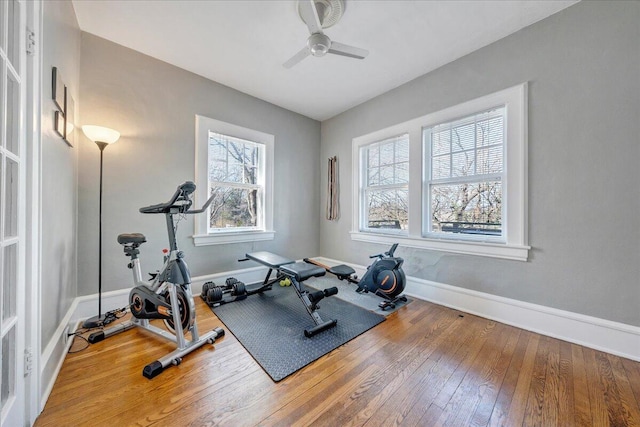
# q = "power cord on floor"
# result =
<box><xmin>67</xmin><ymin>306</ymin><xmax>130</xmax><ymax>354</ymax></box>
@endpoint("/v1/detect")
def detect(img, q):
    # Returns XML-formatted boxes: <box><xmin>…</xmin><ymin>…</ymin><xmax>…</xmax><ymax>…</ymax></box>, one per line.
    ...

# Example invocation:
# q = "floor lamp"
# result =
<box><xmin>82</xmin><ymin>125</ymin><xmax>120</xmax><ymax>329</ymax></box>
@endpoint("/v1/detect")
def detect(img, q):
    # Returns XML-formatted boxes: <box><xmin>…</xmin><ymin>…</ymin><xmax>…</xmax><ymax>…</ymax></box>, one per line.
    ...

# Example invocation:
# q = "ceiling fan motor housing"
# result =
<box><xmin>308</xmin><ymin>33</ymin><xmax>331</xmax><ymax>56</ymax></box>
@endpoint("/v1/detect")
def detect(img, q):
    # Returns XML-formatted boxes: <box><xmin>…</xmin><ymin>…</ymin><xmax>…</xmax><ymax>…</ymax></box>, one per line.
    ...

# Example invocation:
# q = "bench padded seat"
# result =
<box><xmin>280</xmin><ymin>262</ymin><xmax>326</xmax><ymax>282</ymax></box>
<box><xmin>246</xmin><ymin>251</ymin><xmax>294</xmax><ymax>268</ymax></box>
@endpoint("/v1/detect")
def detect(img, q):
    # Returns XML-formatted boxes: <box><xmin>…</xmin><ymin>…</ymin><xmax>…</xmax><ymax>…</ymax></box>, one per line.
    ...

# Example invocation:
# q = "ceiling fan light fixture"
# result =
<box><xmin>298</xmin><ymin>0</ymin><xmax>345</xmax><ymax>29</ymax></box>
<box><xmin>308</xmin><ymin>33</ymin><xmax>331</xmax><ymax>57</ymax></box>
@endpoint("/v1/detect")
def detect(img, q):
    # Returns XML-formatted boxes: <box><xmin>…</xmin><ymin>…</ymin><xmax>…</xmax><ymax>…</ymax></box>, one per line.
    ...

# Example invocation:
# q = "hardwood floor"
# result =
<box><xmin>35</xmin><ymin>295</ymin><xmax>640</xmax><ymax>426</ymax></box>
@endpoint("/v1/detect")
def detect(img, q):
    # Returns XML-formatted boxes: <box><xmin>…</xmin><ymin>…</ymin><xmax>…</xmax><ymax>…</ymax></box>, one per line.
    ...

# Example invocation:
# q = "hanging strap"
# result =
<box><xmin>326</xmin><ymin>156</ymin><xmax>339</xmax><ymax>220</ymax></box>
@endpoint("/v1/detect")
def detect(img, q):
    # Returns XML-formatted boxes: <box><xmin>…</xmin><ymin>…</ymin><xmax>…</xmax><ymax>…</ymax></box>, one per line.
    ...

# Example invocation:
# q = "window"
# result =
<box><xmin>352</xmin><ymin>83</ymin><xmax>529</xmax><ymax>261</ymax></box>
<box><xmin>360</xmin><ymin>134</ymin><xmax>409</xmax><ymax>233</ymax></box>
<box><xmin>424</xmin><ymin>107</ymin><xmax>504</xmax><ymax>239</ymax></box>
<box><xmin>194</xmin><ymin>115</ymin><xmax>274</xmax><ymax>246</ymax></box>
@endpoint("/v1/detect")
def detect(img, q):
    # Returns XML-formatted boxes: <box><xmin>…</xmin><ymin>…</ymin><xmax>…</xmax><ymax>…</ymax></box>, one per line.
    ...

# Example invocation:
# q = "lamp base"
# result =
<box><xmin>83</xmin><ymin>312</ymin><xmax>117</xmax><ymax>329</ymax></box>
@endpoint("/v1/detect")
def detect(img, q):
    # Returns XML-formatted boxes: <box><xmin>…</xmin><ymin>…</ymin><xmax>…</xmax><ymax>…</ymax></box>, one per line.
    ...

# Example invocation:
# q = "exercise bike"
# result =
<box><xmin>88</xmin><ymin>181</ymin><xmax>225</xmax><ymax>379</ymax></box>
<box><xmin>305</xmin><ymin>243</ymin><xmax>407</xmax><ymax>310</ymax></box>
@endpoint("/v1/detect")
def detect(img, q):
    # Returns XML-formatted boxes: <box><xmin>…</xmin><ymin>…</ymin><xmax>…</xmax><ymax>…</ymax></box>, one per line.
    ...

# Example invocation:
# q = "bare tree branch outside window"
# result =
<box><xmin>208</xmin><ymin>133</ymin><xmax>262</xmax><ymax>230</ymax></box>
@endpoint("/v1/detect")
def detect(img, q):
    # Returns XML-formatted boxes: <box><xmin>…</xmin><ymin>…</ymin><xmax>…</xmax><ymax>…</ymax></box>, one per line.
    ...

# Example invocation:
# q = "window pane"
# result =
<box><xmin>428</xmin><ymin>106</ymin><xmax>504</xmax><ymax>180</ymax></box>
<box><xmin>367</xmin><ymin>146</ymin><xmax>379</xmax><ymax>168</ymax></box>
<box><xmin>432</xmin><ymin>155</ymin><xmax>450</xmax><ymax>179</ymax></box>
<box><xmin>366</xmin><ymin>189</ymin><xmax>408</xmax><ymax>230</ymax></box>
<box><xmin>452</xmin><ymin>122</ymin><xmax>475</xmax><ymax>152</ymax></box>
<box><xmin>432</xmin><ymin>130</ymin><xmax>450</xmax><ymax>156</ymax></box>
<box><xmin>364</xmin><ymin>135</ymin><xmax>409</xmax><ymax>187</ymax></box>
<box><xmin>3</xmin><ymin>243</ymin><xmax>17</xmax><ymax>321</ymax></box>
<box><xmin>367</xmin><ymin>166</ymin><xmax>379</xmax><ymax>186</ymax></box>
<box><xmin>209</xmin><ymin>186</ymin><xmax>260</xmax><ymax>229</ymax></box>
<box><xmin>227</xmin><ymin>163</ymin><xmax>244</xmax><ymax>183</ymax></box>
<box><xmin>452</xmin><ymin>151</ymin><xmax>474</xmax><ymax>177</ymax></box>
<box><xmin>1</xmin><ymin>327</ymin><xmax>16</xmax><ymax>407</ymax></box>
<box><xmin>477</xmin><ymin>146</ymin><xmax>503</xmax><ymax>175</ymax></box>
<box><xmin>430</xmin><ymin>181</ymin><xmax>502</xmax><ymax>236</ymax></box>
<box><xmin>209</xmin><ymin>133</ymin><xmax>261</xmax><ymax>186</ymax></box>
<box><xmin>396</xmin><ymin>139</ymin><xmax>409</xmax><ymax>162</ymax></box>
<box><xmin>209</xmin><ymin>135</ymin><xmax>227</xmax><ymax>161</ymax></box>
<box><xmin>245</xmin><ymin>165</ymin><xmax>258</xmax><ymax>185</ymax></box>
<box><xmin>379</xmin><ymin>143</ymin><xmax>394</xmax><ymax>165</ymax></box>
<box><xmin>6</xmin><ymin>71</ymin><xmax>20</xmax><ymax>155</ymax></box>
<box><xmin>4</xmin><ymin>158</ymin><xmax>18</xmax><ymax>238</ymax></box>
<box><xmin>396</xmin><ymin>162</ymin><xmax>409</xmax><ymax>183</ymax></box>
<box><xmin>379</xmin><ymin>165</ymin><xmax>394</xmax><ymax>185</ymax></box>
<box><xmin>209</xmin><ymin>160</ymin><xmax>227</xmax><ymax>181</ymax></box>
<box><xmin>7</xmin><ymin>0</ymin><xmax>20</xmax><ymax>74</ymax></box>
<box><xmin>478</xmin><ymin>115</ymin><xmax>504</xmax><ymax>147</ymax></box>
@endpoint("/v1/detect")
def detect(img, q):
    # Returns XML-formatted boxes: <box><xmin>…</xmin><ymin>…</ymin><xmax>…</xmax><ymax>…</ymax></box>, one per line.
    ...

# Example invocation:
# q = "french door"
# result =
<box><xmin>0</xmin><ymin>0</ymin><xmax>26</xmax><ymax>425</ymax></box>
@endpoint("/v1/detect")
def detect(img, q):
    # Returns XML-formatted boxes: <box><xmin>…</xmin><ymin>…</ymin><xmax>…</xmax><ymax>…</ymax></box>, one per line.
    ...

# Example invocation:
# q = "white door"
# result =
<box><xmin>0</xmin><ymin>0</ymin><xmax>26</xmax><ymax>425</ymax></box>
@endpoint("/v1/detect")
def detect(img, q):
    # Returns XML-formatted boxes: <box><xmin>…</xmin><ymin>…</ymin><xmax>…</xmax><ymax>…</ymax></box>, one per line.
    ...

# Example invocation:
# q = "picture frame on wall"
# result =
<box><xmin>52</xmin><ymin>67</ymin><xmax>65</xmax><ymax>112</ymax></box>
<box><xmin>64</xmin><ymin>88</ymin><xmax>74</xmax><ymax>147</ymax></box>
<box><xmin>54</xmin><ymin>110</ymin><xmax>65</xmax><ymax>138</ymax></box>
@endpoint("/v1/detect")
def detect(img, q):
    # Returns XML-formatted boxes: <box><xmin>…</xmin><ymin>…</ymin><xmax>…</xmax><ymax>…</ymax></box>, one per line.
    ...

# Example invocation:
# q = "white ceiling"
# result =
<box><xmin>72</xmin><ymin>0</ymin><xmax>577</xmax><ymax>121</ymax></box>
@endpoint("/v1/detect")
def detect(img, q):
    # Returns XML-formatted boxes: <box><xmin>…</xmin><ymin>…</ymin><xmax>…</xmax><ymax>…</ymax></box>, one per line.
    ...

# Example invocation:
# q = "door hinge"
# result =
<box><xmin>26</xmin><ymin>28</ymin><xmax>36</xmax><ymax>56</ymax></box>
<box><xmin>24</xmin><ymin>348</ymin><xmax>33</xmax><ymax>377</ymax></box>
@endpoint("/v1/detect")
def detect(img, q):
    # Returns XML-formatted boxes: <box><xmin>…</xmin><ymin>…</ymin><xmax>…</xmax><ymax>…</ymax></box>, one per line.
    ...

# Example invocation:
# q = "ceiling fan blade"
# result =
<box><xmin>298</xmin><ymin>0</ymin><xmax>323</xmax><ymax>35</ymax></box>
<box><xmin>328</xmin><ymin>41</ymin><xmax>369</xmax><ymax>59</ymax></box>
<box><xmin>283</xmin><ymin>46</ymin><xmax>311</xmax><ymax>68</ymax></box>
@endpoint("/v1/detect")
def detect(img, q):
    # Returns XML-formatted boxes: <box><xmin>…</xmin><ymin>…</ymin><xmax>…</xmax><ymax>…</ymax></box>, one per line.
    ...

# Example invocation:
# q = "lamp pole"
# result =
<box><xmin>83</xmin><ymin>141</ymin><xmax>109</xmax><ymax>328</ymax></box>
<box><xmin>81</xmin><ymin>124</ymin><xmax>120</xmax><ymax>329</ymax></box>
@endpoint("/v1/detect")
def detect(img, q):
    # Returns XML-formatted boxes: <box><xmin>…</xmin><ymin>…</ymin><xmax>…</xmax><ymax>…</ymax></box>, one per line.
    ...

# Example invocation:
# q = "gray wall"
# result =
<box><xmin>40</xmin><ymin>0</ymin><xmax>81</xmax><ymax>384</ymax></box>
<box><xmin>78</xmin><ymin>33</ymin><xmax>321</xmax><ymax>296</ymax></box>
<box><xmin>320</xmin><ymin>1</ymin><xmax>640</xmax><ymax>326</ymax></box>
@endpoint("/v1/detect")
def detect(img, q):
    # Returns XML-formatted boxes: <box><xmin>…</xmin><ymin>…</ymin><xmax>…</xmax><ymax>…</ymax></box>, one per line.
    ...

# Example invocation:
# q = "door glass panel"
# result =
<box><xmin>3</xmin><ymin>244</ymin><xmax>16</xmax><ymax>321</ymax></box>
<box><xmin>0</xmin><ymin>2</ymin><xmax>6</xmax><ymax>53</ymax></box>
<box><xmin>4</xmin><ymin>158</ymin><xmax>17</xmax><ymax>238</ymax></box>
<box><xmin>6</xmin><ymin>71</ymin><xmax>19</xmax><ymax>155</ymax></box>
<box><xmin>1</xmin><ymin>327</ymin><xmax>16</xmax><ymax>408</ymax></box>
<box><xmin>7</xmin><ymin>0</ymin><xmax>20</xmax><ymax>74</ymax></box>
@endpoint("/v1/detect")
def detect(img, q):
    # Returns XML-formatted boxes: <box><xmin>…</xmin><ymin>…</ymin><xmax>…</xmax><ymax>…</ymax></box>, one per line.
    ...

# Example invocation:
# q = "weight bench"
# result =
<box><xmin>201</xmin><ymin>251</ymin><xmax>338</xmax><ymax>337</ymax></box>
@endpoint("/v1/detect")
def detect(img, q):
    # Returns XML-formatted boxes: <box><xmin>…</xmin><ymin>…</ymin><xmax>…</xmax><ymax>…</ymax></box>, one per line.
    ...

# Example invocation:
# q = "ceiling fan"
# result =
<box><xmin>283</xmin><ymin>0</ymin><xmax>369</xmax><ymax>69</ymax></box>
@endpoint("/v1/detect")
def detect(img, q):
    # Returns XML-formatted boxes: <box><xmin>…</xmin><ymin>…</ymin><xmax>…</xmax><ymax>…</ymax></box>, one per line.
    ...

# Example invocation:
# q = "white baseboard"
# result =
<box><xmin>314</xmin><ymin>257</ymin><xmax>640</xmax><ymax>362</ymax></box>
<box><xmin>40</xmin><ymin>300</ymin><xmax>80</xmax><ymax>410</ymax></box>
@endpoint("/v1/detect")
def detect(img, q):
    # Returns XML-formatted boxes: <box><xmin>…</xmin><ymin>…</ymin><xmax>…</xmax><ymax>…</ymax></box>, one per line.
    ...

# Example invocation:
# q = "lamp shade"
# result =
<box><xmin>82</xmin><ymin>125</ymin><xmax>120</xmax><ymax>144</ymax></box>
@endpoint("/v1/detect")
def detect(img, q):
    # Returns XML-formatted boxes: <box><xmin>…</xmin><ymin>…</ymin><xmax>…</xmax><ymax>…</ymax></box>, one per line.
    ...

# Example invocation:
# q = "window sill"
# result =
<box><xmin>350</xmin><ymin>231</ymin><xmax>530</xmax><ymax>261</ymax></box>
<box><xmin>193</xmin><ymin>230</ymin><xmax>275</xmax><ymax>246</ymax></box>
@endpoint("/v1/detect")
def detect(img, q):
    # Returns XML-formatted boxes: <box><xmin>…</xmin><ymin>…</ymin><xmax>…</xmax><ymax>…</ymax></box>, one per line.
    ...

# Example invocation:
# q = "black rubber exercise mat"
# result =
<box><xmin>212</xmin><ymin>283</ymin><xmax>385</xmax><ymax>382</ymax></box>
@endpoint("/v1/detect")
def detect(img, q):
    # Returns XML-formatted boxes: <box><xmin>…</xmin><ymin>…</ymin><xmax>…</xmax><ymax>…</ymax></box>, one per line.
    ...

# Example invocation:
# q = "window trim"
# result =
<box><xmin>193</xmin><ymin>115</ymin><xmax>275</xmax><ymax>246</ymax></box>
<box><xmin>351</xmin><ymin>83</ymin><xmax>529</xmax><ymax>261</ymax></box>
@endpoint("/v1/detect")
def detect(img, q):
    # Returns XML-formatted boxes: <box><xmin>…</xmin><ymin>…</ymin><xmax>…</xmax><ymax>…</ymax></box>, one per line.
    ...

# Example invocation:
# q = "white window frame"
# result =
<box><xmin>351</xmin><ymin>83</ymin><xmax>530</xmax><ymax>261</ymax></box>
<box><xmin>194</xmin><ymin>115</ymin><xmax>275</xmax><ymax>246</ymax></box>
<box><xmin>359</xmin><ymin>133</ymin><xmax>410</xmax><ymax>235</ymax></box>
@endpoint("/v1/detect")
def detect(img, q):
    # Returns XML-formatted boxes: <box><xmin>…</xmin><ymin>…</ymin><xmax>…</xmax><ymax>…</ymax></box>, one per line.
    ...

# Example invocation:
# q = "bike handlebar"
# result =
<box><xmin>139</xmin><ymin>181</ymin><xmax>214</xmax><ymax>215</ymax></box>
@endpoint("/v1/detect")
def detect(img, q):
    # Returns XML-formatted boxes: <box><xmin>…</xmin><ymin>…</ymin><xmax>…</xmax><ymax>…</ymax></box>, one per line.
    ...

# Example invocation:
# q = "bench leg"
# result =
<box><xmin>290</xmin><ymin>278</ymin><xmax>338</xmax><ymax>337</ymax></box>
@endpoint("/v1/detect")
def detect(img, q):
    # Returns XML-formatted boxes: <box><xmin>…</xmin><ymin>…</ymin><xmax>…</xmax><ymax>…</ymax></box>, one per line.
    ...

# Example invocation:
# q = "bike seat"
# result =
<box><xmin>280</xmin><ymin>262</ymin><xmax>325</xmax><ymax>282</ymax></box>
<box><xmin>117</xmin><ymin>233</ymin><xmax>147</xmax><ymax>245</ymax></box>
